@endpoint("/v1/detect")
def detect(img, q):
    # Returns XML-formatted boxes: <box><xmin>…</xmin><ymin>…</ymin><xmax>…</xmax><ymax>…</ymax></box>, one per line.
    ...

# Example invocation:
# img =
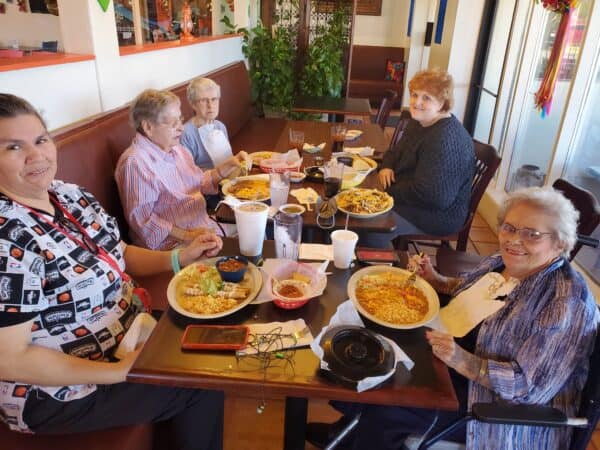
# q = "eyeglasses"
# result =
<box><xmin>498</xmin><ymin>223</ymin><xmax>554</xmax><ymax>242</ymax></box>
<box><xmin>158</xmin><ymin>116</ymin><xmax>183</xmax><ymax>129</ymax></box>
<box><xmin>197</xmin><ymin>97</ymin><xmax>220</xmax><ymax>105</ymax></box>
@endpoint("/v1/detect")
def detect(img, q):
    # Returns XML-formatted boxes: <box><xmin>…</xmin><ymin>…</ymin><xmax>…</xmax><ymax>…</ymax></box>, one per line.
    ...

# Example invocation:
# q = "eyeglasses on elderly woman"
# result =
<box><xmin>498</xmin><ymin>222</ymin><xmax>554</xmax><ymax>242</ymax></box>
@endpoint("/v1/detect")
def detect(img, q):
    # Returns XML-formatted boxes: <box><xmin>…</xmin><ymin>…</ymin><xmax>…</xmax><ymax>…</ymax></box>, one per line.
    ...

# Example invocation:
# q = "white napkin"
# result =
<box><xmin>270</xmin><ymin>149</ymin><xmax>302</xmax><ymax>163</ymax></box>
<box><xmin>236</xmin><ymin>319</ymin><xmax>314</xmax><ymax>355</ymax></box>
<box><xmin>253</xmin><ymin>259</ymin><xmax>328</xmax><ymax>304</ymax></box>
<box><xmin>113</xmin><ymin>312</ymin><xmax>157</xmax><ymax>359</ymax></box>
<box><xmin>428</xmin><ymin>273</ymin><xmax>516</xmax><ymax>337</ymax></box>
<box><xmin>345</xmin><ymin>130</ymin><xmax>363</xmax><ymax>140</ymax></box>
<box><xmin>290</xmin><ymin>187</ymin><xmax>319</xmax><ymax>205</ymax></box>
<box><xmin>344</xmin><ymin>146</ymin><xmax>375</xmax><ymax>157</ymax></box>
<box><xmin>302</xmin><ymin>142</ymin><xmax>326</xmax><ymax>153</ymax></box>
<box><xmin>310</xmin><ymin>300</ymin><xmax>414</xmax><ymax>392</ymax></box>
<box><xmin>299</xmin><ymin>243</ymin><xmax>334</xmax><ymax>261</ymax></box>
<box><xmin>216</xmin><ymin>194</ymin><xmax>243</xmax><ymax>210</ymax></box>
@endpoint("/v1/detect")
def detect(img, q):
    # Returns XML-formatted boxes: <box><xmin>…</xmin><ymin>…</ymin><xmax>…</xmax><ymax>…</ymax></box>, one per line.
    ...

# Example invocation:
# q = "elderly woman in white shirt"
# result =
<box><xmin>180</xmin><ymin>77</ymin><xmax>232</xmax><ymax>169</ymax></box>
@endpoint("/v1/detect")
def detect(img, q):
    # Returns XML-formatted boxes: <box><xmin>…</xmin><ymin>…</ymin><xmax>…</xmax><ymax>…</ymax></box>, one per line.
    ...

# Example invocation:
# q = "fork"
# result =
<box><xmin>292</xmin><ymin>326</ymin><xmax>311</xmax><ymax>341</ymax></box>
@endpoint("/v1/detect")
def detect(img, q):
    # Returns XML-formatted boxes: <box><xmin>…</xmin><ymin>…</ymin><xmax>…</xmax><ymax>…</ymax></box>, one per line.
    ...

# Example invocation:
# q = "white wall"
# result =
<box><xmin>353</xmin><ymin>0</ymin><xmax>410</xmax><ymax>48</ymax></box>
<box><xmin>428</xmin><ymin>0</ymin><xmax>458</xmax><ymax>71</ymax></box>
<box><xmin>0</xmin><ymin>2</ymin><xmax>61</xmax><ymax>49</ymax></box>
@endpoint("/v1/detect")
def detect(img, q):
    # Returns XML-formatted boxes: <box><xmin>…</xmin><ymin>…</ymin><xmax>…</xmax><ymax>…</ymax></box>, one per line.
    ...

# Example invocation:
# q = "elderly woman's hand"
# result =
<box><xmin>378</xmin><ymin>168</ymin><xmax>395</xmax><ymax>189</ymax></box>
<box><xmin>217</xmin><ymin>152</ymin><xmax>249</xmax><ymax>179</ymax></box>
<box><xmin>179</xmin><ymin>232</ymin><xmax>223</xmax><ymax>267</ymax></box>
<box><xmin>407</xmin><ymin>253</ymin><xmax>438</xmax><ymax>283</ymax></box>
<box><xmin>426</xmin><ymin>329</ymin><xmax>469</xmax><ymax>369</ymax></box>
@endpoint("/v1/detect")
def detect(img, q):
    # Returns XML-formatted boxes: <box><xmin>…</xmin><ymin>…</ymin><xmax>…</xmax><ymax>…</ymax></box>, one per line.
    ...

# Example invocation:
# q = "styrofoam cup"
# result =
<box><xmin>234</xmin><ymin>202</ymin><xmax>269</xmax><ymax>257</ymax></box>
<box><xmin>331</xmin><ymin>230</ymin><xmax>358</xmax><ymax>269</ymax></box>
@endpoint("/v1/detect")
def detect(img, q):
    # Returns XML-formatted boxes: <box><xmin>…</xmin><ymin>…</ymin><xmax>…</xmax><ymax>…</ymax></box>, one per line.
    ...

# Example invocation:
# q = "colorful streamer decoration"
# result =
<box><xmin>97</xmin><ymin>0</ymin><xmax>110</xmax><ymax>12</ymax></box>
<box><xmin>534</xmin><ymin>0</ymin><xmax>578</xmax><ymax>117</ymax></box>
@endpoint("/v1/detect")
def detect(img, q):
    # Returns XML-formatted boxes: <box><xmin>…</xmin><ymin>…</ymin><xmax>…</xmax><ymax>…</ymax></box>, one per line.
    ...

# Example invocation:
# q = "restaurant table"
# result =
<box><xmin>128</xmin><ymin>238</ymin><xmax>458</xmax><ymax>450</ymax></box>
<box><xmin>292</xmin><ymin>96</ymin><xmax>372</xmax><ymax>123</ymax></box>
<box><xmin>218</xmin><ymin>119</ymin><xmax>395</xmax><ymax>236</ymax></box>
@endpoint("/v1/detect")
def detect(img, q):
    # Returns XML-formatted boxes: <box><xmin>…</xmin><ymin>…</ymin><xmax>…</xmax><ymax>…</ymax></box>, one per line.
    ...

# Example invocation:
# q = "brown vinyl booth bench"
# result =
<box><xmin>348</xmin><ymin>45</ymin><xmax>405</xmax><ymax>108</ymax></box>
<box><xmin>0</xmin><ymin>60</ymin><xmax>282</xmax><ymax>450</ymax></box>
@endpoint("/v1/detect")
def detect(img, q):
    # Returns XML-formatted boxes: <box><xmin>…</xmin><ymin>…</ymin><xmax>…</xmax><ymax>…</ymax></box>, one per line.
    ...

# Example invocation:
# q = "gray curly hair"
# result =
<box><xmin>130</xmin><ymin>89</ymin><xmax>180</xmax><ymax>133</ymax></box>
<box><xmin>186</xmin><ymin>77</ymin><xmax>221</xmax><ymax>105</ymax></box>
<box><xmin>497</xmin><ymin>186</ymin><xmax>579</xmax><ymax>258</ymax></box>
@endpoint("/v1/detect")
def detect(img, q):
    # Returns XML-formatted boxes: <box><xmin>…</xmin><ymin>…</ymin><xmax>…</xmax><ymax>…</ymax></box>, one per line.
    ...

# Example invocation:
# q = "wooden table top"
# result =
<box><xmin>292</xmin><ymin>96</ymin><xmax>372</xmax><ymax>117</ymax></box>
<box><xmin>218</xmin><ymin>119</ymin><xmax>395</xmax><ymax>233</ymax></box>
<box><xmin>128</xmin><ymin>239</ymin><xmax>458</xmax><ymax>412</ymax></box>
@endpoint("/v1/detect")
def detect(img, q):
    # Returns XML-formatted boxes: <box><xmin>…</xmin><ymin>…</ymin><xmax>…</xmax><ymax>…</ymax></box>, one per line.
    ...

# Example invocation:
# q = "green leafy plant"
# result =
<box><xmin>298</xmin><ymin>9</ymin><xmax>347</xmax><ymax>99</ymax></box>
<box><xmin>223</xmin><ymin>17</ymin><xmax>295</xmax><ymax>116</ymax></box>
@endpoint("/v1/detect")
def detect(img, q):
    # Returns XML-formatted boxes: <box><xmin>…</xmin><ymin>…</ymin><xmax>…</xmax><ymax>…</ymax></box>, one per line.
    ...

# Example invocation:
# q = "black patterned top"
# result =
<box><xmin>0</xmin><ymin>180</ymin><xmax>143</xmax><ymax>432</ymax></box>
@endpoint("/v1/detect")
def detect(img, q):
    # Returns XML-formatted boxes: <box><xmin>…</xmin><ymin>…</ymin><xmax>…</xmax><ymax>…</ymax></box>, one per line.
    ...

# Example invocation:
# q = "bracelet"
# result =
<box><xmin>171</xmin><ymin>249</ymin><xmax>181</xmax><ymax>274</ymax></box>
<box><xmin>477</xmin><ymin>359</ymin><xmax>488</xmax><ymax>383</ymax></box>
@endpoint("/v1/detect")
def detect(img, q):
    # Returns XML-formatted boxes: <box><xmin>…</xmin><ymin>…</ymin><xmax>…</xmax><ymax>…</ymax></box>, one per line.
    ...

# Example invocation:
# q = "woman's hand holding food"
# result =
<box><xmin>407</xmin><ymin>253</ymin><xmax>438</xmax><ymax>283</ymax></box>
<box><xmin>217</xmin><ymin>151</ymin><xmax>249</xmax><ymax>179</ymax></box>
<box><xmin>378</xmin><ymin>168</ymin><xmax>396</xmax><ymax>189</ymax></box>
<box><xmin>179</xmin><ymin>232</ymin><xmax>223</xmax><ymax>267</ymax></box>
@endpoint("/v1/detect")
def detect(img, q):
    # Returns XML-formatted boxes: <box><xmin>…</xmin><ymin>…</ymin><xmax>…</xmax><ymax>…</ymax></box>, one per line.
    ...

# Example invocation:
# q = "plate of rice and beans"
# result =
<box><xmin>167</xmin><ymin>257</ymin><xmax>262</xmax><ymax>319</ymax></box>
<box><xmin>347</xmin><ymin>266</ymin><xmax>439</xmax><ymax>329</ymax></box>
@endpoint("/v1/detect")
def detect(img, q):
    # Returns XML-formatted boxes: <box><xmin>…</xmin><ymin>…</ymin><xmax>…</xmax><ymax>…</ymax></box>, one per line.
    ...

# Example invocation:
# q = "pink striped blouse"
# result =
<box><xmin>115</xmin><ymin>133</ymin><xmax>221</xmax><ymax>250</ymax></box>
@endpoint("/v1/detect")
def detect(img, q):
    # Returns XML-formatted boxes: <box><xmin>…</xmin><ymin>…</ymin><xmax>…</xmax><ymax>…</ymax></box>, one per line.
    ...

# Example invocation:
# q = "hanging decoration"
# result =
<box><xmin>97</xmin><ymin>0</ymin><xmax>110</xmax><ymax>12</ymax></box>
<box><xmin>226</xmin><ymin>0</ymin><xmax>234</xmax><ymax>13</ymax></box>
<box><xmin>17</xmin><ymin>0</ymin><xmax>27</xmax><ymax>12</ymax></box>
<box><xmin>534</xmin><ymin>0</ymin><xmax>578</xmax><ymax>117</ymax></box>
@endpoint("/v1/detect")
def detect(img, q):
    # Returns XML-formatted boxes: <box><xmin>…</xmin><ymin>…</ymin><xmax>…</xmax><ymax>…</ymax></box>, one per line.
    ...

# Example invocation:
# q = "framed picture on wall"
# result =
<box><xmin>315</xmin><ymin>0</ymin><xmax>382</xmax><ymax>16</ymax></box>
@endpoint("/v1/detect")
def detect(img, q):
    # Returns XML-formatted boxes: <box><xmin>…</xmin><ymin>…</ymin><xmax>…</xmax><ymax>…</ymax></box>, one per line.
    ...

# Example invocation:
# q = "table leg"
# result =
<box><xmin>284</xmin><ymin>396</ymin><xmax>308</xmax><ymax>450</ymax></box>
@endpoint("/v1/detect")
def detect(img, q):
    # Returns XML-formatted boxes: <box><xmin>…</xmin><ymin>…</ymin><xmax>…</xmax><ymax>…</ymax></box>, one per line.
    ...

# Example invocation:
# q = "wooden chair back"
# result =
<box><xmin>373</xmin><ymin>90</ymin><xmax>397</xmax><ymax>130</ymax></box>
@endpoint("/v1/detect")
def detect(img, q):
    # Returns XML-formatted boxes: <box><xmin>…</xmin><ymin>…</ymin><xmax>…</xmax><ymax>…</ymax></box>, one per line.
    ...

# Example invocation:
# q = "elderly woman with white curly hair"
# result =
<box><xmin>180</xmin><ymin>77</ymin><xmax>232</xmax><ymax>169</ymax></box>
<box><xmin>307</xmin><ymin>186</ymin><xmax>599</xmax><ymax>450</ymax></box>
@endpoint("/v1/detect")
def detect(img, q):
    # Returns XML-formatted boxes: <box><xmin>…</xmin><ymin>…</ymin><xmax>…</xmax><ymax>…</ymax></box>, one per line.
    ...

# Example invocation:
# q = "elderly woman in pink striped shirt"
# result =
<box><xmin>115</xmin><ymin>89</ymin><xmax>247</xmax><ymax>250</ymax></box>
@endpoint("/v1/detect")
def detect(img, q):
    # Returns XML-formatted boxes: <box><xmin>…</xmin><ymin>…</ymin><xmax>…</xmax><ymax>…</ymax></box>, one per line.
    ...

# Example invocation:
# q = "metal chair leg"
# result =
<box><xmin>417</xmin><ymin>414</ymin><xmax>473</xmax><ymax>450</ymax></box>
<box><xmin>324</xmin><ymin>413</ymin><xmax>362</xmax><ymax>450</ymax></box>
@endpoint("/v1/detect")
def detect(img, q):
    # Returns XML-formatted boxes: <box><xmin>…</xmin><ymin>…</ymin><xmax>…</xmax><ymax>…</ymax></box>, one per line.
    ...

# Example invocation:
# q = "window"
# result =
<box><xmin>114</xmin><ymin>0</ymin><xmax>220</xmax><ymax>46</ymax></box>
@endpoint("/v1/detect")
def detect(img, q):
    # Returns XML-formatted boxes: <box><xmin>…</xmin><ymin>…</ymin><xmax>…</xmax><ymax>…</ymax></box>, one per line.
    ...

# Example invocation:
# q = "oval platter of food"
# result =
<box><xmin>249</xmin><ymin>151</ymin><xmax>276</xmax><ymax>166</ymax></box>
<box><xmin>221</xmin><ymin>174</ymin><xmax>270</xmax><ymax>201</ymax></box>
<box><xmin>167</xmin><ymin>257</ymin><xmax>262</xmax><ymax>319</ymax></box>
<box><xmin>336</xmin><ymin>188</ymin><xmax>394</xmax><ymax>218</ymax></box>
<box><xmin>347</xmin><ymin>266</ymin><xmax>439</xmax><ymax>329</ymax></box>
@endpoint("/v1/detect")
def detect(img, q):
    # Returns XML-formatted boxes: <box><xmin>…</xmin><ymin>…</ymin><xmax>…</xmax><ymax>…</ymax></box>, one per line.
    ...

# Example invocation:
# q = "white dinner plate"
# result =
<box><xmin>221</xmin><ymin>174</ymin><xmax>270</xmax><ymax>201</ymax></box>
<box><xmin>167</xmin><ymin>257</ymin><xmax>262</xmax><ymax>319</ymax></box>
<box><xmin>335</xmin><ymin>188</ymin><xmax>394</xmax><ymax>219</ymax></box>
<box><xmin>347</xmin><ymin>266</ymin><xmax>440</xmax><ymax>329</ymax></box>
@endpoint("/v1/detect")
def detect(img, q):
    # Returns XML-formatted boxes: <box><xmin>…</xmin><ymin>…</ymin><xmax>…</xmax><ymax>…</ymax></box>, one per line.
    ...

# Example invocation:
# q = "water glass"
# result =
<box><xmin>269</xmin><ymin>172</ymin><xmax>291</xmax><ymax>209</ymax></box>
<box><xmin>274</xmin><ymin>212</ymin><xmax>303</xmax><ymax>260</ymax></box>
<box><xmin>289</xmin><ymin>129</ymin><xmax>305</xmax><ymax>152</ymax></box>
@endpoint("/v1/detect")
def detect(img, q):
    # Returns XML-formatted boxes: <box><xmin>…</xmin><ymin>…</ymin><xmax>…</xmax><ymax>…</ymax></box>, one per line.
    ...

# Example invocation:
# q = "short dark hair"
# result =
<box><xmin>0</xmin><ymin>93</ymin><xmax>47</xmax><ymax>129</ymax></box>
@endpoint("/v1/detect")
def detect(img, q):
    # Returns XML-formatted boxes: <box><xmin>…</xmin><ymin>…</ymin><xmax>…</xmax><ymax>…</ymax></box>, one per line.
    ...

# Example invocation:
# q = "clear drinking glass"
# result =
<box><xmin>323</xmin><ymin>161</ymin><xmax>344</xmax><ymax>199</ymax></box>
<box><xmin>269</xmin><ymin>172</ymin><xmax>291</xmax><ymax>209</ymax></box>
<box><xmin>289</xmin><ymin>129</ymin><xmax>305</xmax><ymax>152</ymax></box>
<box><xmin>330</xmin><ymin>124</ymin><xmax>347</xmax><ymax>153</ymax></box>
<box><xmin>274</xmin><ymin>212</ymin><xmax>303</xmax><ymax>260</ymax></box>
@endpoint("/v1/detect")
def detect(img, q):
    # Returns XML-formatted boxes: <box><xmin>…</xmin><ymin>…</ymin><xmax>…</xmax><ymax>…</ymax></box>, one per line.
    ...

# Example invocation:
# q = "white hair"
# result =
<box><xmin>186</xmin><ymin>77</ymin><xmax>221</xmax><ymax>104</ymax></box>
<box><xmin>497</xmin><ymin>186</ymin><xmax>579</xmax><ymax>258</ymax></box>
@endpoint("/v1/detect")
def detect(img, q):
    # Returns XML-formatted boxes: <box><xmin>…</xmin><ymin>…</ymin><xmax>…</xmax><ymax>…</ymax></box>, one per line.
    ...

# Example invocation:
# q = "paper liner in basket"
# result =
<box><xmin>265</xmin><ymin>259</ymin><xmax>327</xmax><ymax>302</ymax></box>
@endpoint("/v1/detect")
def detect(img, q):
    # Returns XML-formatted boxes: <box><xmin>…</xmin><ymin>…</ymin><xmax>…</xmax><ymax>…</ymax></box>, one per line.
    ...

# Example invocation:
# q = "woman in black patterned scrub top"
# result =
<box><xmin>0</xmin><ymin>93</ymin><xmax>225</xmax><ymax>450</ymax></box>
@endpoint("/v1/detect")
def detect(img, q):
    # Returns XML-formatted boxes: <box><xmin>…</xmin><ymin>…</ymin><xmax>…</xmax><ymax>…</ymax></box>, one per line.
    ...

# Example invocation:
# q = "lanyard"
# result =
<box><xmin>18</xmin><ymin>193</ymin><xmax>129</xmax><ymax>281</ymax></box>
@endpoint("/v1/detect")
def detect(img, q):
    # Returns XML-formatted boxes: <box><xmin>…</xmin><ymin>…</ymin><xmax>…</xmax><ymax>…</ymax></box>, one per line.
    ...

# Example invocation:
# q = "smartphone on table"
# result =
<box><xmin>181</xmin><ymin>325</ymin><xmax>250</xmax><ymax>351</ymax></box>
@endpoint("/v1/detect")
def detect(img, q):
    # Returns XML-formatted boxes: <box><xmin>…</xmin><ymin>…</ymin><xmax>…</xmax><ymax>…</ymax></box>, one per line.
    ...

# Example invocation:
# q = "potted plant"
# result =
<box><xmin>298</xmin><ymin>9</ymin><xmax>347</xmax><ymax>99</ymax></box>
<box><xmin>223</xmin><ymin>17</ymin><xmax>295</xmax><ymax>117</ymax></box>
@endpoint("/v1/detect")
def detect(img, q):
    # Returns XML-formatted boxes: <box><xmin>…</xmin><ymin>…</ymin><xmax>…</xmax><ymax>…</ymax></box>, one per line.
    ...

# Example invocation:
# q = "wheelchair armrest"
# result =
<box><xmin>472</xmin><ymin>402</ymin><xmax>567</xmax><ymax>427</ymax></box>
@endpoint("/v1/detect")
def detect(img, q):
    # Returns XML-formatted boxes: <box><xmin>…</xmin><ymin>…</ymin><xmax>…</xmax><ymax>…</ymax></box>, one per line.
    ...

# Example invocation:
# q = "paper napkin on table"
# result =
<box><xmin>310</xmin><ymin>300</ymin><xmax>413</xmax><ymax>392</ymax></box>
<box><xmin>345</xmin><ymin>130</ymin><xmax>363</xmax><ymax>140</ymax></box>
<box><xmin>343</xmin><ymin>146</ymin><xmax>375</xmax><ymax>157</ymax></box>
<box><xmin>302</xmin><ymin>142</ymin><xmax>326</xmax><ymax>153</ymax></box>
<box><xmin>236</xmin><ymin>319</ymin><xmax>314</xmax><ymax>355</ymax></box>
<box><xmin>290</xmin><ymin>187</ymin><xmax>319</xmax><ymax>205</ymax></box>
<box><xmin>114</xmin><ymin>312</ymin><xmax>157</xmax><ymax>360</ymax></box>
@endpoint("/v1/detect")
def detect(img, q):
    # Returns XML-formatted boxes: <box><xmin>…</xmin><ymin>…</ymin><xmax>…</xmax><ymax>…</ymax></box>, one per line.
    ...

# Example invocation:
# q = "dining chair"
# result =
<box><xmin>435</xmin><ymin>177</ymin><xmax>600</xmax><ymax>278</ymax></box>
<box><xmin>389</xmin><ymin>109</ymin><xmax>411</xmax><ymax>147</ymax></box>
<box><xmin>413</xmin><ymin>314</ymin><xmax>600</xmax><ymax>450</ymax></box>
<box><xmin>394</xmin><ymin>140</ymin><xmax>502</xmax><ymax>253</ymax></box>
<box><xmin>373</xmin><ymin>90</ymin><xmax>398</xmax><ymax>130</ymax></box>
